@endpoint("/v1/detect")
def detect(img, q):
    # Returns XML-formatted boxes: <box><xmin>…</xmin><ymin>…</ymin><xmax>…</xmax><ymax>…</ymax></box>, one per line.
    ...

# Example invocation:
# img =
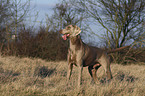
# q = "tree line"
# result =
<box><xmin>0</xmin><ymin>0</ymin><xmax>145</xmax><ymax>64</ymax></box>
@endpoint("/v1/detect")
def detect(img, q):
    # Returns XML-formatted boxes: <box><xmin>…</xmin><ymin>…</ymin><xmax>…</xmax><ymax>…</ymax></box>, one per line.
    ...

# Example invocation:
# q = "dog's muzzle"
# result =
<box><xmin>61</xmin><ymin>34</ymin><xmax>70</xmax><ymax>40</ymax></box>
<box><xmin>59</xmin><ymin>29</ymin><xmax>70</xmax><ymax>40</ymax></box>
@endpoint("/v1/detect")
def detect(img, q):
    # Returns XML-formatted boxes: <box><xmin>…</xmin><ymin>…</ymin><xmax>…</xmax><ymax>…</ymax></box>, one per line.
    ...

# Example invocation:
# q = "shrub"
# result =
<box><xmin>109</xmin><ymin>48</ymin><xmax>145</xmax><ymax>64</ymax></box>
<box><xmin>1</xmin><ymin>27</ymin><xmax>68</xmax><ymax>61</ymax></box>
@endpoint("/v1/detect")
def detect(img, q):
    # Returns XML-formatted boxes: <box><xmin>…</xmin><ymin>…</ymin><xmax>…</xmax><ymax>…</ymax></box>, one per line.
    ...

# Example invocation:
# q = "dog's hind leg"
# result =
<box><xmin>88</xmin><ymin>64</ymin><xmax>101</xmax><ymax>84</ymax></box>
<box><xmin>99</xmin><ymin>53</ymin><xmax>113</xmax><ymax>80</ymax></box>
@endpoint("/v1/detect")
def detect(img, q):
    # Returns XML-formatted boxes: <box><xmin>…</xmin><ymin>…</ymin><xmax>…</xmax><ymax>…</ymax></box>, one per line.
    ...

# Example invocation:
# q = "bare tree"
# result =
<box><xmin>0</xmin><ymin>0</ymin><xmax>12</xmax><ymax>42</ymax></box>
<box><xmin>0</xmin><ymin>0</ymin><xmax>12</xmax><ymax>26</ymax></box>
<box><xmin>45</xmin><ymin>0</ymin><xmax>88</xmax><ymax>32</ymax></box>
<box><xmin>0</xmin><ymin>0</ymin><xmax>33</xmax><ymax>42</ymax></box>
<box><xmin>71</xmin><ymin>0</ymin><xmax>145</xmax><ymax>49</ymax></box>
<box><xmin>8</xmin><ymin>0</ymin><xmax>31</xmax><ymax>40</ymax></box>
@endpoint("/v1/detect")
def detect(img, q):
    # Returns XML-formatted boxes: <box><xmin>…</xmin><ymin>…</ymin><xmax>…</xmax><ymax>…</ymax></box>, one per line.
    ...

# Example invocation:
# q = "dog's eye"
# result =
<box><xmin>67</xmin><ymin>26</ymin><xmax>71</xmax><ymax>30</ymax></box>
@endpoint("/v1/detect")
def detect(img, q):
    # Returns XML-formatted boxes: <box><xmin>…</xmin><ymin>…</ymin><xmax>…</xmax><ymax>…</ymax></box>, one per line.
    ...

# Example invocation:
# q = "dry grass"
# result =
<box><xmin>0</xmin><ymin>56</ymin><xmax>144</xmax><ymax>96</ymax></box>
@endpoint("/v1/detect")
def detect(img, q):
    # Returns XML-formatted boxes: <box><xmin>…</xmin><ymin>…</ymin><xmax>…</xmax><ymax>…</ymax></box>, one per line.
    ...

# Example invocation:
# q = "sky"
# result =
<box><xmin>30</xmin><ymin>0</ymin><xmax>60</xmax><ymax>24</ymax></box>
<box><xmin>20</xmin><ymin>0</ymin><xmax>61</xmax><ymax>26</ymax></box>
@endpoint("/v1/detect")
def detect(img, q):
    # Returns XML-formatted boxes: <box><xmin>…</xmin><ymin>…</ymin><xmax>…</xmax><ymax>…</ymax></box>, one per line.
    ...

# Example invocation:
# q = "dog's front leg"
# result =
<box><xmin>67</xmin><ymin>63</ymin><xmax>73</xmax><ymax>80</ymax></box>
<box><xmin>78</xmin><ymin>64</ymin><xmax>83</xmax><ymax>88</ymax></box>
<box><xmin>67</xmin><ymin>49</ymin><xmax>73</xmax><ymax>81</ymax></box>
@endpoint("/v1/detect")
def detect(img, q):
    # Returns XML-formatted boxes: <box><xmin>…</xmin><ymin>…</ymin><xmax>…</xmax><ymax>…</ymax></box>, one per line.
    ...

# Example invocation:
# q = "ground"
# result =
<box><xmin>0</xmin><ymin>56</ymin><xmax>144</xmax><ymax>96</ymax></box>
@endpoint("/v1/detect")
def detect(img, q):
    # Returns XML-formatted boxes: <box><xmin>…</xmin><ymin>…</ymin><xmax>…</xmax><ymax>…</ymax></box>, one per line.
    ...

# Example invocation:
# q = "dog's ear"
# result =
<box><xmin>73</xmin><ymin>25</ymin><xmax>81</xmax><ymax>36</ymax></box>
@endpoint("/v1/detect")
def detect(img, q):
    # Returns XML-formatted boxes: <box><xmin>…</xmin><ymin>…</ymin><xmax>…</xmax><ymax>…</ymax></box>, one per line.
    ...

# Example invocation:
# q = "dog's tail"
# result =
<box><xmin>107</xmin><ymin>46</ymin><xmax>130</xmax><ymax>54</ymax></box>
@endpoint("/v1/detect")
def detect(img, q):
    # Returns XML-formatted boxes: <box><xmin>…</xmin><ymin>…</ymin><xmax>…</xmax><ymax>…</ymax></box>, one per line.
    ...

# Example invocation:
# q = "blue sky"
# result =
<box><xmin>20</xmin><ymin>0</ymin><xmax>61</xmax><ymax>26</ymax></box>
<box><xmin>30</xmin><ymin>0</ymin><xmax>60</xmax><ymax>22</ymax></box>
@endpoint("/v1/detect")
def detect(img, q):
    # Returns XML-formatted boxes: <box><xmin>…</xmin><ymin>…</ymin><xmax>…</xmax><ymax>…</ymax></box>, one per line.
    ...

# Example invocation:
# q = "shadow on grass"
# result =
<box><xmin>34</xmin><ymin>66</ymin><xmax>56</xmax><ymax>78</ymax></box>
<box><xmin>0</xmin><ymin>67</ymin><xmax>20</xmax><ymax>83</ymax></box>
<box><xmin>100</xmin><ymin>71</ymin><xmax>138</xmax><ymax>84</ymax></box>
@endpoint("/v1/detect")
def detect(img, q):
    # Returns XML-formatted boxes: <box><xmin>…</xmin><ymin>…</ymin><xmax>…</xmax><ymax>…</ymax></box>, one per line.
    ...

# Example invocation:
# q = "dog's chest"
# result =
<box><xmin>69</xmin><ymin>49</ymin><xmax>77</xmax><ymax>61</ymax></box>
<box><xmin>70</xmin><ymin>44</ymin><xmax>78</xmax><ymax>54</ymax></box>
<box><xmin>69</xmin><ymin>46</ymin><xmax>83</xmax><ymax>62</ymax></box>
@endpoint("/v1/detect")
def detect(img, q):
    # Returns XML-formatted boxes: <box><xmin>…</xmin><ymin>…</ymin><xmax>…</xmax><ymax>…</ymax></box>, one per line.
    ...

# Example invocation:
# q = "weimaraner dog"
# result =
<box><xmin>59</xmin><ymin>25</ymin><xmax>128</xmax><ymax>87</ymax></box>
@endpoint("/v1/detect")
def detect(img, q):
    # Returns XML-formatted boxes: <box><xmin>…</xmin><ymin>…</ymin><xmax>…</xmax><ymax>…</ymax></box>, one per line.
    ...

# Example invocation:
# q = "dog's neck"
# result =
<box><xmin>69</xmin><ymin>35</ymin><xmax>82</xmax><ymax>51</ymax></box>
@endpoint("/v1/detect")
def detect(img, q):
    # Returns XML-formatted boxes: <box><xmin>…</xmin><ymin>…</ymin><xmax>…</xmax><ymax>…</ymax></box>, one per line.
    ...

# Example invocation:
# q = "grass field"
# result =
<box><xmin>0</xmin><ymin>56</ymin><xmax>145</xmax><ymax>96</ymax></box>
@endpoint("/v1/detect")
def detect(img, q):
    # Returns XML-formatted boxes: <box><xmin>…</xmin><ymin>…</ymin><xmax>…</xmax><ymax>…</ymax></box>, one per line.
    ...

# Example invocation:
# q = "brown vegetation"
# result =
<box><xmin>0</xmin><ymin>28</ymin><xmax>68</xmax><ymax>61</ymax></box>
<box><xmin>0</xmin><ymin>56</ymin><xmax>144</xmax><ymax>96</ymax></box>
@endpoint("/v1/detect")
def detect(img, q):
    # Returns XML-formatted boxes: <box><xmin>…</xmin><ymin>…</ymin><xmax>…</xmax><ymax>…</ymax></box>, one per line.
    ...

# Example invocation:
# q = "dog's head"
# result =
<box><xmin>59</xmin><ymin>25</ymin><xmax>81</xmax><ymax>40</ymax></box>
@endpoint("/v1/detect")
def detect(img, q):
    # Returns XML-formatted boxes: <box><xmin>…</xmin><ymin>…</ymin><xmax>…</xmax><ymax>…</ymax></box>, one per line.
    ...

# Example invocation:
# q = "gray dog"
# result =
<box><xmin>59</xmin><ymin>25</ymin><xmax>128</xmax><ymax>87</ymax></box>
